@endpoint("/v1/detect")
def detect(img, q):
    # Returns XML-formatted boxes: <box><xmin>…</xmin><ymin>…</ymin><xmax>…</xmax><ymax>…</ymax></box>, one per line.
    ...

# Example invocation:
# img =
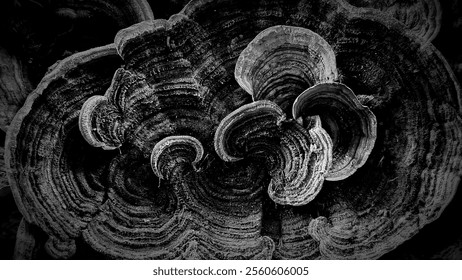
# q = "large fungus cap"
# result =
<box><xmin>6</xmin><ymin>44</ymin><xmax>122</xmax><ymax>259</ymax></box>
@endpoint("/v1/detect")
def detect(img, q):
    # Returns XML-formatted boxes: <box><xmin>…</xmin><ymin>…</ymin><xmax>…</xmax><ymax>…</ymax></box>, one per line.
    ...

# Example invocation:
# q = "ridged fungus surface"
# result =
<box><xmin>5</xmin><ymin>0</ymin><xmax>462</xmax><ymax>259</ymax></box>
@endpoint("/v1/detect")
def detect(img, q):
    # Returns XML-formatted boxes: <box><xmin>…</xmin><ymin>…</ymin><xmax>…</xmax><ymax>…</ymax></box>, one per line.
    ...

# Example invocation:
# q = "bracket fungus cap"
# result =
<box><xmin>235</xmin><ymin>25</ymin><xmax>338</xmax><ymax>113</ymax></box>
<box><xmin>292</xmin><ymin>82</ymin><xmax>377</xmax><ymax>181</ymax></box>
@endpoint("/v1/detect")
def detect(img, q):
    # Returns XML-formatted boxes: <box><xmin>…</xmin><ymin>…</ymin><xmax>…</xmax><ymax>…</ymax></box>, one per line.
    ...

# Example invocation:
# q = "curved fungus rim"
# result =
<box><xmin>150</xmin><ymin>135</ymin><xmax>205</xmax><ymax>180</ymax></box>
<box><xmin>292</xmin><ymin>82</ymin><xmax>377</xmax><ymax>181</ymax></box>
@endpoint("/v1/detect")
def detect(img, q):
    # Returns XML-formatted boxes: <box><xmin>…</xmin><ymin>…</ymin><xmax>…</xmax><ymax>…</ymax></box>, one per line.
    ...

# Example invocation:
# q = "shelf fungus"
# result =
<box><xmin>235</xmin><ymin>25</ymin><xmax>338</xmax><ymax>113</ymax></box>
<box><xmin>150</xmin><ymin>135</ymin><xmax>205</xmax><ymax>181</ymax></box>
<box><xmin>5</xmin><ymin>0</ymin><xmax>462</xmax><ymax>260</ymax></box>
<box><xmin>235</xmin><ymin>25</ymin><xmax>377</xmax><ymax>182</ymax></box>
<box><xmin>214</xmin><ymin>100</ymin><xmax>333</xmax><ymax>206</ymax></box>
<box><xmin>6</xmin><ymin>44</ymin><xmax>123</xmax><ymax>259</ymax></box>
<box><xmin>292</xmin><ymin>82</ymin><xmax>377</xmax><ymax>181</ymax></box>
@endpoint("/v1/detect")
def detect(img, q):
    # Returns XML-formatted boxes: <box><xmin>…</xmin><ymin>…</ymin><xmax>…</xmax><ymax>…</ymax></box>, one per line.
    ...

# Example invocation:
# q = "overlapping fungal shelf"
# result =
<box><xmin>82</xmin><ymin>133</ymin><xmax>274</xmax><ymax>259</ymax></box>
<box><xmin>214</xmin><ymin>100</ymin><xmax>333</xmax><ymax>206</ymax></box>
<box><xmin>292</xmin><ymin>82</ymin><xmax>377</xmax><ymax>181</ymax></box>
<box><xmin>6</xmin><ymin>45</ymin><xmax>123</xmax><ymax>258</ymax></box>
<box><xmin>234</xmin><ymin>25</ymin><xmax>338</xmax><ymax>113</ymax></box>
<box><xmin>5</xmin><ymin>0</ymin><xmax>462</xmax><ymax>260</ymax></box>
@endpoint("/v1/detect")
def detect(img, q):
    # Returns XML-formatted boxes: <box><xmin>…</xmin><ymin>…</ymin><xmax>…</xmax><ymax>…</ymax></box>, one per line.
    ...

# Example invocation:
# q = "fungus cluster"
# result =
<box><xmin>2</xmin><ymin>0</ymin><xmax>461</xmax><ymax>259</ymax></box>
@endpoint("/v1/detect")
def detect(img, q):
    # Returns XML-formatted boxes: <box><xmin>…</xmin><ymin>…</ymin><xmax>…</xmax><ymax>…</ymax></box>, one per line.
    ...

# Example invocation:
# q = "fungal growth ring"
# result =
<box><xmin>5</xmin><ymin>0</ymin><xmax>461</xmax><ymax>260</ymax></box>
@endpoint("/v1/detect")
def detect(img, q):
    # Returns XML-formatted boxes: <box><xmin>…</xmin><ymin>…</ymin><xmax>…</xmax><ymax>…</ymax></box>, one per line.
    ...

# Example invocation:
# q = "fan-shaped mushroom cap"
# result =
<box><xmin>235</xmin><ymin>25</ymin><xmax>338</xmax><ymax>113</ymax></box>
<box><xmin>5</xmin><ymin>44</ymin><xmax>122</xmax><ymax>259</ymax></box>
<box><xmin>214</xmin><ymin>100</ymin><xmax>332</xmax><ymax>206</ymax></box>
<box><xmin>293</xmin><ymin>82</ymin><xmax>377</xmax><ymax>181</ymax></box>
<box><xmin>151</xmin><ymin>135</ymin><xmax>204</xmax><ymax>180</ymax></box>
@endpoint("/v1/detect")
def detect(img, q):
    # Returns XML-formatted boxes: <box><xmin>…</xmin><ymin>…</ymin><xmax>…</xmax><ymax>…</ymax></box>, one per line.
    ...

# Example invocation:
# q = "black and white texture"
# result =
<box><xmin>1</xmin><ymin>0</ymin><xmax>462</xmax><ymax>259</ymax></box>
